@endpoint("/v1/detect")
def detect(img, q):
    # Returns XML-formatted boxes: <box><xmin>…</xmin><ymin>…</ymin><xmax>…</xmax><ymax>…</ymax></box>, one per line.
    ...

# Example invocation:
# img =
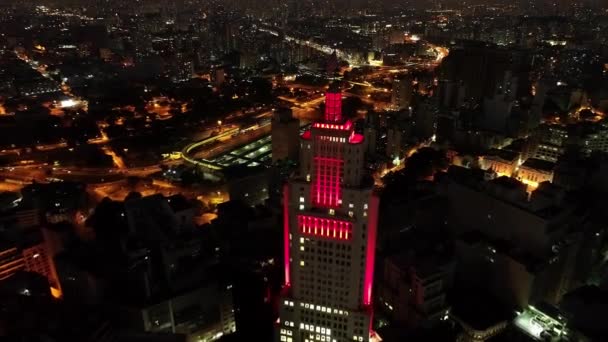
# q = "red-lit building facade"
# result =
<box><xmin>278</xmin><ymin>86</ymin><xmax>380</xmax><ymax>342</ymax></box>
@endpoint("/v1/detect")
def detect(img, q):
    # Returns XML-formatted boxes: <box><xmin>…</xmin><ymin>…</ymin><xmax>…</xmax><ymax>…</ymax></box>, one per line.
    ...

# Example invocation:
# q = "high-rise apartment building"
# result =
<box><xmin>391</xmin><ymin>76</ymin><xmax>412</xmax><ymax>111</ymax></box>
<box><xmin>278</xmin><ymin>85</ymin><xmax>380</xmax><ymax>342</ymax></box>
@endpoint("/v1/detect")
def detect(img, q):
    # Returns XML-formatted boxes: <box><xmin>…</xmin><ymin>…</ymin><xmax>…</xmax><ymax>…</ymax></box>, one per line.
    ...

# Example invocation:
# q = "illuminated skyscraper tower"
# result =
<box><xmin>278</xmin><ymin>84</ymin><xmax>380</xmax><ymax>342</ymax></box>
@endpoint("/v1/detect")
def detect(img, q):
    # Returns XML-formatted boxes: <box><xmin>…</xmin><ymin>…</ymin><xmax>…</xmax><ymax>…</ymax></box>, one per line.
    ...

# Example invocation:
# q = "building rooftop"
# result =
<box><xmin>457</xmin><ymin>231</ymin><xmax>548</xmax><ymax>272</ymax></box>
<box><xmin>485</xmin><ymin>148</ymin><xmax>519</xmax><ymax>162</ymax></box>
<box><xmin>513</xmin><ymin>303</ymin><xmax>568</xmax><ymax>341</ymax></box>
<box><xmin>223</xmin><ymin>164</ymin><xmax>268</xmax><ymax>181</ymax></box>
<box><xmin>521</xmin><ymin>158</ymin><xmax>555</xmax><ymax>172</ymax></box>
<box><xmin>446</xmin><ymin>166</ymin><xmax>569</xmax><ymax>221</ymax></box>
<box><xmin>125</xmin><ymin>194</ymin><xmax>179</xmax><ymax>238</ymax></box>
<box><xmin>445</xmin><ymin>165</ymin><xmax>488</xmax><ymax>188</ymax></box>
<box><xmin>503</xmin><ymin>139</ymin><xmax>527</xmax><ymax>154</ymax></box>
<box><xmin>208</xmin><ymin>135</ymin><xmax>272</xmax><ymax>169</ymax></box>
<box><xmin>202</xmin><ymin>125</ymin><xmax>309</xmax><ymax>170</ymax></box>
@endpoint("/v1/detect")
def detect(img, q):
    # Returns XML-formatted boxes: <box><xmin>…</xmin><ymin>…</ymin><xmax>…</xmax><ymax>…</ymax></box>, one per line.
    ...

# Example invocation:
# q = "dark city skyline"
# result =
<box><xmin>0</xmin><ymin>0</ymin><xmax>607</xmax><ymax>341</ymax></box>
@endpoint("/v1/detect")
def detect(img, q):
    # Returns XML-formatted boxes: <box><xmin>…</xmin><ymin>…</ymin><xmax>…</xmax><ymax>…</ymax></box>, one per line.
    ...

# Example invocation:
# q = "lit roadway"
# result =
<box><xmin>0</xmin><ymin>91</ymin><xmax>323</xmax><ymax>189</ymax></box>
<box><xmin>259</xmin><ymin>24</ymin><xmax>448</xmax><ymax>69</ymax></box>
<box><xmin>2</xmin><ymin>45</ymin><xmax>447</xmax><ymax>188</ymax></box>
<box><xmin>0</xmin><ymin>164</ymin><xmax>166</xmax><ymax>183</ymax></box>
<box><xmin>258</xmin><ymin>27</ymin><xmax>362</xmax><ymax>66</ymax></box>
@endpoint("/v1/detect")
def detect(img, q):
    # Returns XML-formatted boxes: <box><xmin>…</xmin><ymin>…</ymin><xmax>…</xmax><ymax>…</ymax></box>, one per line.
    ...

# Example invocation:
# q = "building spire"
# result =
<box><xmin>324</xmin><ymin>82</ymin><xmax>342</xmax><ymax>123</ymax></box>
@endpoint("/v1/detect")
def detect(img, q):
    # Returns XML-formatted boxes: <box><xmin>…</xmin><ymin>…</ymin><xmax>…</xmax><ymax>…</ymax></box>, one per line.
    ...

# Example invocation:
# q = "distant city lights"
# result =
<box><xmin>59</xmin><ymin>99</ymin><xmax>78</xmax><ymax>108</ymax></box>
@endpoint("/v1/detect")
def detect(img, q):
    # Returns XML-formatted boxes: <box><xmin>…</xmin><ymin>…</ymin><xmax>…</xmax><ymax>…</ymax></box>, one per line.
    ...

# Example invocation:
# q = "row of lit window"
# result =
<box><xmin>300</xmin><ymin>323</ymin><xmax>331</xmax><ymax>336</ymax></box>
<box><xmin>300</xmin><ymin>302</ymin><xmax>349</xmax><ymax>316</ymax></box>
<box><xmin>318</xmin><ymin>136</ymin><xmax>347</xmax><ymax>143</ymax></box>
<box><xmin>350</xmin><ymin>203</ymin><xmax>369</xmax><ymax>211</ymax></box>
<box><xmin>352</xmin><ymin>336</ymin><xmax>365</xmax><ymax>341</ymax></box>
<box><xmin>313</xmin><ymin>122</ymin><xmax>351</xmax><ymax>131</ymax></box>
<box><xmin>304</xmin><ymin>336</ymin><xmax>335</xmax><ymax>342</ymax></box>
<box><xmin>301</xmin><ymin>310</ymin><xmax>350</xmax><ymax>325</ymax></box>
<box><xmin>322</xmin><ymin>208</ymin><xmax>367</xmax><ymax>218</ymax></box>
<box><xmin>539</xmin><ymin>145</ymin><xmax>561</xmax><ymax>152</ymax></box>
<box><xmin>297</xmin><ymin>215</ymin><xmax>353</xmax><ymax>241</ymax></box>
<box><xmin>300</xmin><ymin>226</ymin><xmax>352</xmax><ymax>240</ymax></box>
<box><xmin>280</xmin><ymin>329</ymin><xmax>293</xmax><ymax>336</ymax></box>
<box><xmin>299</xmin><ymin>197</ymin><xmax>368</xmax><ymax>210</ymax></box>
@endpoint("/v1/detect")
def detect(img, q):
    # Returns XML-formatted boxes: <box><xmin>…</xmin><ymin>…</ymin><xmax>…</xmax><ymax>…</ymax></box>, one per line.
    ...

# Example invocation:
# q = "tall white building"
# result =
<box><xmin>278</xmin><ymin>86</ymin><xmax>380</xmax><ymax>342</ymax></box>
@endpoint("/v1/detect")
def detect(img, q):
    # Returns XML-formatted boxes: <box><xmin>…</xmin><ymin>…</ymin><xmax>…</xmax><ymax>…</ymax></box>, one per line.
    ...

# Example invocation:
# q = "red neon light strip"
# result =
<box><xmin>312</xmin><ymin>120</ymin><xmax>353</xmax><ymax>131</ymax></box>
<box><xmin>297</xmin><ymin>215</ymin><xmax>352</xmax><ymax>241</ymax></box>
<box><xmin>311</xmin><ymin>156</ymin><xmax>343</xmax><ymax>208</ymax></box>
<box><xmin>301</xmin><ymin>130</ymin><xmax>312</xmax><ymax>140</ymax></box>
<box><xmin>283</xmin><ymin>184</ymin><xmax>291</xmax><ymax>286</ymax></box>
<box><xmin>311</xmin><ymin>133</ymin><xmax>344</xmax><ymax>209</ymax></box>
<box><xmin>363</xmin><ymin>195</ymin><xmax>379</xmax><ymax>306</ymax></box>
<box><xmin>349</xmin><ymin>133</ymin><xmax>364</xmax><ymax>144</ymax></box>
<box><xmin>324</xmin><ymin>92</ymin><xmax>342</xmax><ymax>122</ymax></box>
